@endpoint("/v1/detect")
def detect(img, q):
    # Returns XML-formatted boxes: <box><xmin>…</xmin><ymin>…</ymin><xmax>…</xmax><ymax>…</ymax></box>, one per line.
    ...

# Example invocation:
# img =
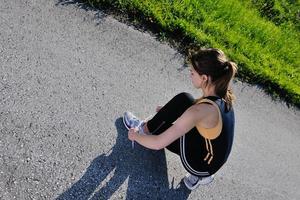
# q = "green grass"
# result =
<box><xmin>239</xmin><ymin>0</ymin><xmax>300</xmax><ymax>30</ymax></box>
<box><xmin>86</xmin><ymin>0</ymin><xmax>300</xmax><ymax>106</ymax></box>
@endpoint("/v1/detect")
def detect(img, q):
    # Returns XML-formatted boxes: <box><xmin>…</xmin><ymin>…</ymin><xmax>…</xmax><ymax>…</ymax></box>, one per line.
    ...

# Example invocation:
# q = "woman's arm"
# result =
<box><xmin>128</xmin><ymin>104</ymin><xmax>208</xmax><ymax>150</ymax></box>
<box><xmin>128</xmin><ymin>129</ymin><xmax>161</xmax><ymax>150</ymax></box>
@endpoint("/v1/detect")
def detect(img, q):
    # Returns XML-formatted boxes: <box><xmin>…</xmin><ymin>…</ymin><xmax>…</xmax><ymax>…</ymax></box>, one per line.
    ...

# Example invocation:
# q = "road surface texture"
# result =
<box><xmin>1</xmin><ymin>0</ymin><xmax>299</xmax><ymax>199</ymax></box>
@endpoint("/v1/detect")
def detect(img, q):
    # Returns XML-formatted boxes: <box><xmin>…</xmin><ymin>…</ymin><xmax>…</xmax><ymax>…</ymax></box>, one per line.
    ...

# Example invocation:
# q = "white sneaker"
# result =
<box><xmin>183</xmin><ymin>173</ymin><xmax>214</xmax><ymax>190</ymax></box>
<box><xmin>123</xmin><ymin>111</ymin><xmax>145</xmax><ymax>134</ymax></box>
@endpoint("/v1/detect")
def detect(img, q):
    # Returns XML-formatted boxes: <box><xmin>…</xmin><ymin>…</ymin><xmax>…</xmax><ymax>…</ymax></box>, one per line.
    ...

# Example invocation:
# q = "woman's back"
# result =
<box><xmin>182</xmin><ymin>96</ymin><xmax>235</xmax><ymax>175</ymax></box>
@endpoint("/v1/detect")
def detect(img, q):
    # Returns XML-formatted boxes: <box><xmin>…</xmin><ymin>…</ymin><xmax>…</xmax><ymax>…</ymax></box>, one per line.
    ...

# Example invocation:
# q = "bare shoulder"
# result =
<box><xmin>173</xmin><ymin>102</ymin><xmax>219</xmax><ymax>130</ymax></box>
<box><xmin>189</xmin><ymin>103</ymin><xmax>219</xmax><ymax>127</ymax></box>
<box><xmin>191</xmin><ymin>102</ymin><xmax>217</xmax><ymax>115</ymax></box>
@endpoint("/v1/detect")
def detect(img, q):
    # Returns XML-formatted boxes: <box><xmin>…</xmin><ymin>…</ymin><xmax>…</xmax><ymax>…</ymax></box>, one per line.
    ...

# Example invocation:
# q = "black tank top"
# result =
<box><xmin>181</xmin><ymin>96</ymin><xmax>235</xmax><ymax>175</ymax></box>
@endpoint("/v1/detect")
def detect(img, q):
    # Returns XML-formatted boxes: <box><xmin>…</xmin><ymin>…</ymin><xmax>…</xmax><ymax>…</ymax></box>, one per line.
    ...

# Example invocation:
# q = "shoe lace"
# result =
<box><xmin>129</xmin><ymin>117</ymin><xmax>142</xmax><ymax>127</ymax></box>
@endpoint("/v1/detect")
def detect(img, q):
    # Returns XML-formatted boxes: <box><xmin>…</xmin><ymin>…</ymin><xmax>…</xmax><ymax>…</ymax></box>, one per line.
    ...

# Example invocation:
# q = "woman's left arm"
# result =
<box><xmin>128</xmin><ymin>105</ymin><xmax>202</xmax><ymax>150</ymax></box>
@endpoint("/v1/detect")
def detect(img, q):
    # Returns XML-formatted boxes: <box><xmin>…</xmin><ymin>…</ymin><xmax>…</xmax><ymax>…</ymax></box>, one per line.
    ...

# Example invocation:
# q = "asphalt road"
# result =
<box><xmin>1</xmin><ymin>0</ymin><xmax>299</xmax><ymax>199</ymax></box>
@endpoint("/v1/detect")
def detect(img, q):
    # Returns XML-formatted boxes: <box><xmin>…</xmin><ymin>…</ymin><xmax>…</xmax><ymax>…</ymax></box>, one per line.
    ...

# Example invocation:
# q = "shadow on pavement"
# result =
<box><xmin>56</xmin><ymin>0</ymin><xmax>108</xmax><ymax>25</ymax></box>
<box><xmin>56</xmin><ymin>0</ymin><xmax>97</xmax><ymax>11</ymax></box>
<box><xmin>56</xmin><ymin>118</ymin><xmax>191</xmax><ymax>199</ymax></box>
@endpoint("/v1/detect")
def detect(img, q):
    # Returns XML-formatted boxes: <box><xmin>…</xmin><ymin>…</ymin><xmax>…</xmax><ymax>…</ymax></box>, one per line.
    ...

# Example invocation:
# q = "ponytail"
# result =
<box><xmin>223</xmin><ymin>61</ymin><xmax>237</xmax><ymax>110</ymax></box>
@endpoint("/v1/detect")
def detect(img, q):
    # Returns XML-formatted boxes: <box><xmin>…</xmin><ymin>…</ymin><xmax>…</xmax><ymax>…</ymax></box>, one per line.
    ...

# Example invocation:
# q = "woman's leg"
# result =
<box><xmin>144</xmin><ymin>92</ymin><xmax>195</xmax><ymax>155</ymax></box>
<box><xmin>146</xmin><ymin>92</ymin><xmax>195</xmax><ymax>135</ymax></box>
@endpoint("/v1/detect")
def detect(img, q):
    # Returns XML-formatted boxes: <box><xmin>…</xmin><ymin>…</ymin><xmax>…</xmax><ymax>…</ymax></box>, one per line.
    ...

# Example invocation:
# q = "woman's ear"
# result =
<box><xmin>202</xmin><ymin>74</ymin><xmax>209</xmax><ymax>82</ymax></box>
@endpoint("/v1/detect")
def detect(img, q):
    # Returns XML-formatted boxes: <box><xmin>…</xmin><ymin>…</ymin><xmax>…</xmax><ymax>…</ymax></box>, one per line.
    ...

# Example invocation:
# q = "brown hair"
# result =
<box><xmin>187</xmin><ymin>48</ymin><xmax>237</xmax><ymax>109</ymax></box>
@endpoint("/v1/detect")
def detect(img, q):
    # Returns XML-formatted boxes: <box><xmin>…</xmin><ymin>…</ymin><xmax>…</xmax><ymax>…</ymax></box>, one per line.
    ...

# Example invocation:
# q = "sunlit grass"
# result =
<box><xmin>86</xmin><ymin>0</ymin><xmax>300</xmax><ymax>106</ymax></box>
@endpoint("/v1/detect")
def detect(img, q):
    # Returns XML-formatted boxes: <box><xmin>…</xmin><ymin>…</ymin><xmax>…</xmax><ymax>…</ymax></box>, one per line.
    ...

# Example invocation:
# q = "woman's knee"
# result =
<box><xmin>173</xmin><ymin>92</ymin><xmax>195</xmax><ymax>104</ymax></box>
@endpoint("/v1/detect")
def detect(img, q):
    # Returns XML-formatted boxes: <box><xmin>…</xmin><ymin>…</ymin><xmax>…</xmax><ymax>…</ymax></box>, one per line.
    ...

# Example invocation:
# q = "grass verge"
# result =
<box><xmin>85</xmin><ymin>0</ymin><xmax>300</xmax><ymax>107</ymax></box>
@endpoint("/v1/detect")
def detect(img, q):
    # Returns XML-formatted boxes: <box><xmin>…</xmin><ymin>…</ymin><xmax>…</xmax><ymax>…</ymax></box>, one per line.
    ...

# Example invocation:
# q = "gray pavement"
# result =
<box><xmin>0</xmin><ymin>0</ymin><xmax>299</xmax><ymax>199</ymax></box>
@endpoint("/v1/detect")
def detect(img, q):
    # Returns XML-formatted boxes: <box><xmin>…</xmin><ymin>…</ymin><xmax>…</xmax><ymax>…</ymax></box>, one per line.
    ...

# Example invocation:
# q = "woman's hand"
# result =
<box><xmin>156</xmin><ymin>105</ymin><xmax>163</xmax><ymax>112</ymax></box>
<box><xmin>128</xmin><ymin>128</ymin><xmax>139</xmax><ymax>141</ymax></box>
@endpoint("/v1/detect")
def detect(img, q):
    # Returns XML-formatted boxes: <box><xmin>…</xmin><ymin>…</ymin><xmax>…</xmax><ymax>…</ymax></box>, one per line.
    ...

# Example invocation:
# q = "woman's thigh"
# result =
<box><xmin>147</xmin><ymin>92</ymin><xmax>195</xmax><ymax>133</ymax></box>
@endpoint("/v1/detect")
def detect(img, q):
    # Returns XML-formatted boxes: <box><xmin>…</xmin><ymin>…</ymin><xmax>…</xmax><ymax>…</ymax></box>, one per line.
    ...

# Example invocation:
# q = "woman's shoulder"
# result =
<box><xmin>191</xmin><ymin>99</ymin><xmax>220</xmax><ymax>127</ymax></box>
<box><xmin>189</xmin><ymin>100</ymin><xmax>217</xmax><ymax>118</ymax></box>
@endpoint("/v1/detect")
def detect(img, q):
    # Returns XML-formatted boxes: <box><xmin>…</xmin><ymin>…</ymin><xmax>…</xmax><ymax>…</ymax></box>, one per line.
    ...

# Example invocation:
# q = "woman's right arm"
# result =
<box><xmin>129</xmin><ymin>104</ymin><xmax>208</xmax><ymax>150</ymax></box>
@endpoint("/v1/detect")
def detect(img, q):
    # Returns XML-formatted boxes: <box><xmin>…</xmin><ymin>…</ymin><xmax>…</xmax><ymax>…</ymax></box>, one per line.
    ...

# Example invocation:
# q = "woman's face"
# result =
<box><xmin>189</xmin><ymin>66</ymin><xmax>206</xmax><ymax>89</ymax></box>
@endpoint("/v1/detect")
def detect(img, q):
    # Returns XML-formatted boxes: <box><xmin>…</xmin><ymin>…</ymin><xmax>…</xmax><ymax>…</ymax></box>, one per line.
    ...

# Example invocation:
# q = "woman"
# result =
<box><xmin>123</xmin><ymin>48</ymin><xmax>237</xmax><ymax>190</ymax></box>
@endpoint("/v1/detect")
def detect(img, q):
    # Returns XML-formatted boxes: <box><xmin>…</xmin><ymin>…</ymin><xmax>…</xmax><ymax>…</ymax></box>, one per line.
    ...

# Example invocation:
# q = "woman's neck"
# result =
<box><xmin>202</xmin><ymin>85</ymin><xmax>217</xmax><ymax>97</ymax></box>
